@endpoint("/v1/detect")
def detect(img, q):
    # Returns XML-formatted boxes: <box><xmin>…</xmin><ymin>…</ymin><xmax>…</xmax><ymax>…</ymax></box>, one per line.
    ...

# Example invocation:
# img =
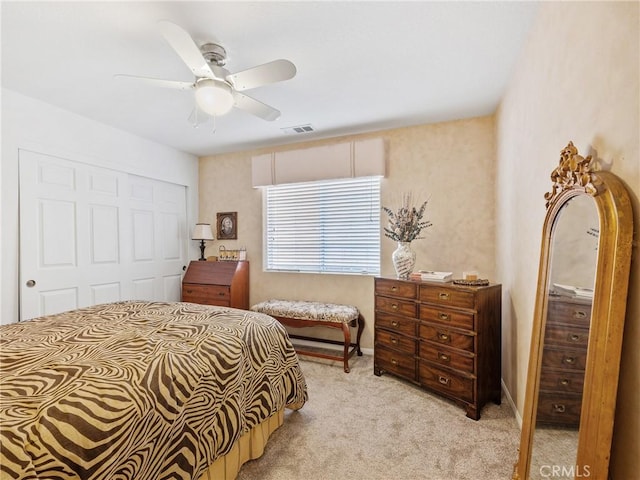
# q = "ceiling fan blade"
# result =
<box><xmin>157</xmin><ymin>20</ymin><xmax>216</xmax><ymax>79</ymax></box>
<box><xmin>233</xmin><ymin>92</ymin><xmax>281</xmax><ymax>121</ymax></box>
<box><xmin>227</xmin><ymin>59</ymin><xmax>296</xmax><ymax>91</ymax></box>
<box><xmin>114</xmin><ymin>74</ymin><xmax>194</xmax><ymax>90</ymax></box>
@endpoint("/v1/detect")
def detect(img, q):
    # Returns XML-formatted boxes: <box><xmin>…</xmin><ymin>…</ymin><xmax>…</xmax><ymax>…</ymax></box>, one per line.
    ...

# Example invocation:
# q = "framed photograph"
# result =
<box><xmin>216</xmin><ymin>212</ymin><xmax>237</xmax><ymax>240</ymax></box>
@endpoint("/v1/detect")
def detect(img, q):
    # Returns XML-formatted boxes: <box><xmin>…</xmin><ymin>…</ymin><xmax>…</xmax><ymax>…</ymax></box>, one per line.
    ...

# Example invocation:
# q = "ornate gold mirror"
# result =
<box><xmin>513</xmin><ymin>142</ymin><xmax>634</xmax><ymax>479</ymax></box>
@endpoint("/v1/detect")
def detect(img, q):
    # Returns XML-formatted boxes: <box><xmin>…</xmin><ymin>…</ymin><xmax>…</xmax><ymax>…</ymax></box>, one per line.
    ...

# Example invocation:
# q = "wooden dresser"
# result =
<box><xmin>536</xmin><ymin>294</ymin><xmax>591</xmax><ymax>427</ymax></box>
<box><xmin>182</xmin><ymin>261</ymin><xmax>249</xmax><ymax>310</ymax></box>
<box><xmin>374</xmin><ymin>277</ymin><xmax>502</xmax><ymax>420</ymax></box>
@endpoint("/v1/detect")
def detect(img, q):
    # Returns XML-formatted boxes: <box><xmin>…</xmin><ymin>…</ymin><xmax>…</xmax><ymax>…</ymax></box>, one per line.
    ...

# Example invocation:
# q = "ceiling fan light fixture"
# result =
<box><xmin>195</xmin><ymin>79</ymin><xmax>234</xmax><ymax>116</ymax></box>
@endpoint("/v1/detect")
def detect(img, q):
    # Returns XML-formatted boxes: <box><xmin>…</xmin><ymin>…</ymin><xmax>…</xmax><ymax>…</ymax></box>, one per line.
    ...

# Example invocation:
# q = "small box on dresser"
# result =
<box><xmin>374</xmin><ymin>277</ymin><xmax>502</xmax><ymax>420</ymax></box>
<box><xmin>182</xmin><ymin>260</ymin><xmax>249</xmax><ymax>309</ymax></box>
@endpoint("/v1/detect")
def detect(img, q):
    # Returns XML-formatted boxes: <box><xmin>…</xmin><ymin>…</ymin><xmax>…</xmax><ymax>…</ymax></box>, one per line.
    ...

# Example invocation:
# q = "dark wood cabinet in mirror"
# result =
<box><xmin>513</xmin><ymin>142</ymin><xmax>634</xmax><ymax>480</ymax></box>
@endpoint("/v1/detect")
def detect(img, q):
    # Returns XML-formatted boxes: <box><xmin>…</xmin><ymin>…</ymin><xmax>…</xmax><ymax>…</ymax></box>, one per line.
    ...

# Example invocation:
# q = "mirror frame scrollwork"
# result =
<box><xmin>513</xmin><ymin>142</ymin><xmax>634</xmax><ymax>479</ymax></box>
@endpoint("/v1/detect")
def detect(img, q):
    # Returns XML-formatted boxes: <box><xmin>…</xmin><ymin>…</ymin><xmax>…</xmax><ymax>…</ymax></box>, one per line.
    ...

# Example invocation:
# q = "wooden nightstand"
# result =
<box><xmin>182</xmin><ymin>260</ymin><xmax>249</xmax><ymax>309</ymax></box>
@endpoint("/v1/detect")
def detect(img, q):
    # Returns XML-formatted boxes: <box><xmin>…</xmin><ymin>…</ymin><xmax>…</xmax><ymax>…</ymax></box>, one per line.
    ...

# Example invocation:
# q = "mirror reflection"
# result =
<box><xmin>529</xmin><ymin>194</ymin><xmax>599</xmax><ymax>479</ymax></box>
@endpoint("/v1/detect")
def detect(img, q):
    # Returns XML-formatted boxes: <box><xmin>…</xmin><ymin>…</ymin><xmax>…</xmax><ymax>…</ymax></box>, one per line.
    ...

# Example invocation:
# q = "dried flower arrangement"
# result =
<box><xmin>382</xmin><ymin>193</ymin><xmax>432</xmax><ymax>242</ymax></box>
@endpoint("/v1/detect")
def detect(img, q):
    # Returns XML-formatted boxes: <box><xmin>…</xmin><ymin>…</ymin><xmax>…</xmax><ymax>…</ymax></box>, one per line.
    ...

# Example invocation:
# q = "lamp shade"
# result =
<box><xmin>192</xmin><ymin>223</ymin><xmax>214</xmax><ymax>241</ymax></box>
<box><xmin>195</xmin><ymin>79</ymin><xmax>234</xmax><ymax>116</ymax></box>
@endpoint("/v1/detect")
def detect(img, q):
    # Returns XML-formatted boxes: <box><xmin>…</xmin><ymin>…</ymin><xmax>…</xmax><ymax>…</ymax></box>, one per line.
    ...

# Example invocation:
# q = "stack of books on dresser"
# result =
<box><xmin>409</xmin><ymin>270</ymin><xmax>453</xmax><ymax>282</ymax></box>
<box><xmin>553</xmin><ymin>283</ymin><xmax>594</xmax><ymax>299</ymax></box>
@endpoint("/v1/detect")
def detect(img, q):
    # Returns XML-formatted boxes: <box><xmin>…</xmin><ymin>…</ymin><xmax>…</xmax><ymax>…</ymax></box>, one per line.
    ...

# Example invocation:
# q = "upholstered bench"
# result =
<box><xmin>251</xmin><ymin>299</ymin><xmax>364</xmax><ymax>373</ymax></box>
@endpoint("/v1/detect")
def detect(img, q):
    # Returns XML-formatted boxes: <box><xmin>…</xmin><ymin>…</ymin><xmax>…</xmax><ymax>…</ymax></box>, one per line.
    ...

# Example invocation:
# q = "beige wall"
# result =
<box><xmin>497</xmin><ymin>2</ymin><xmax>639</xmax><ymax>478</ymax></box>
<box><xmin>199</xmin><ymin>116</ymin><xmax>496</xmax><ymax>351</ymax></box>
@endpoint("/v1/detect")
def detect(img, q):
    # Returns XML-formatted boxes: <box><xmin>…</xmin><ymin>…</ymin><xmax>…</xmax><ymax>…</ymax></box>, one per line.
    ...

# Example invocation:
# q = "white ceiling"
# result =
<box><xmin>1</xmin><ymin>1</ymin><xmax>539</xmax><ymax>157</ymax></box>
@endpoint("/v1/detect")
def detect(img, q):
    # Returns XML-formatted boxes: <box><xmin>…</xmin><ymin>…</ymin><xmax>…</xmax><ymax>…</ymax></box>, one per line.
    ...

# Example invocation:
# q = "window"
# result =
<box><xmin>265</xmin><ymin>176</ymin><xmax>381</xmax><ymax>275</ymax></box>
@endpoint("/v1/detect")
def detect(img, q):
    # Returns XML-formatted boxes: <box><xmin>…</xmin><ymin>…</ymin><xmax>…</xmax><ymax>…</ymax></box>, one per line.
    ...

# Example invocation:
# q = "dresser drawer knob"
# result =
<box><xmin>391</xmin><ymin>303</ymin><xmax>398</xmax><ymax>310</ymax></box>
<box><xmin>391</xmin><ymin>358</ymin><xmax>398</xmax><ymax>366</ymax></box>
<box><xmin>559</xmin><ymin>378</ymin><xmax>570</xmax><ymax>387</ymax></box>
<box><xmin>438</xmin><ymin>332</ymin><xmax>450</xmax><ymax>342</ymax></box>
<box><xmin>553</xmin><ymin>404</ymin><xmax>566</xmax><ymax>413</ymax></box>
<box><xmin>218</xmin><ymin>292</ymin><xmax>225</xmax><ymax>296</ymax></box>
<box><xmin>186</xmin><ymin>290</ymin><xmax>193</xmax><ymax>294</ymax></box>
<box><xmin>573</xmin><ymin>310</ymin><xmax>587</xmax><ymax>319</ymax></box>
<box><xmin>563</xmin><ymin>356</ymin><xmax>576</xmax><ymax>365</ymax></box>
<box><xmin>438</xmin><ymin>292</ymin><xmax>450</xmax><ymax>301</ymax></box>
<box><xmin>391</xmin><ymin>320</ymin><xmax>399</xmax><ymax>327</ymax></box>
<box><xmin>438</xmin><ymin>375</ymin><xmax>450</xmax><ymax>386</ymax></box>
<box><xmin>391</xmin><ymin>286</ymin><xmax>397</xmax><ymax>291</ymax></box>
<box><xmin>438</xmin><ymin>312</ymin><xmax>450</xmax><ymax>321</ymax></box>
<box><xmin>568</xmin><ymin>333</ymin><xmax>581</xmax><ymax>342</ymax></box>
<box><xmin>391</xmin><ymin>337</ymin><xmax>398</xmax><ymax>345</ymax></box>
<box><xmin>438</xmin><ymin>353</ymin><xmax>450</xmax><ymax>362</ymax></box>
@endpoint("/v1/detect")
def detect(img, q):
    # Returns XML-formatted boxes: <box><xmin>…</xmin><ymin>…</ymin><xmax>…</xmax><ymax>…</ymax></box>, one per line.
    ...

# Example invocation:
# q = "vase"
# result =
<box><xmin>392</xmin><ymin>242</ymin><xmax>416</xmax><ymax>279</ymax></box>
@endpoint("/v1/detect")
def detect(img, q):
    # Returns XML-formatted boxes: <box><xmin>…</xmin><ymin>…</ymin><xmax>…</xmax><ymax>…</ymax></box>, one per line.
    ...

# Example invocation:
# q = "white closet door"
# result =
<box><xmin>126</xmin><ymin>174</ymin><xmax>186</xmax><ymax>302</ymax></box>
<box><xmin>19</xmin><ymin>150</ymin><xmax>187</xmax><ymax>321</ymax></box>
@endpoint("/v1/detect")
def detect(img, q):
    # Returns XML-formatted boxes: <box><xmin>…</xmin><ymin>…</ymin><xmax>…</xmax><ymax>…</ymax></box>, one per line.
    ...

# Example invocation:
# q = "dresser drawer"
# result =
<box><xmin>375</xmin><ymin>345</ymin><xmax>416</xmax><ymax>380</ymax></box>
<box><xmin>539</xmin><ymin>368</ymin><xmax>585</xmax><ymax>395</ymax></box>
<box><xmin>182</xmin><ymin>284</ymin><xmax>230</xmax><ymax>305</ymax></box>
<box><xmin>419</xmin><ymin>342</ymin><xmax>474</xmax><ymax>373</ymax></box>
<box><xmin>537</xmin><ymin>393</ymin><xmax>582</xmax><ymax>426</ymax></box>
<box><xmin>419</xmin><ymin>305</ymin><xmax>474</xmax><ymax>330</ymax></box>
<box><xmin>419</xmin><ymin>285</ymin><xmax>475</xmax><ymax>310</ymax></box>
<box><xmin>544</xmin><ymin>324</ymin><xmax>589</xmax><ymax>349</ymax></box>
<box><xmin>376</xmin><ymin>329</ymin><xmax>416</xmax><ymax>354</ymax></box>
<box><xmin>419</xmin><ymin>324</ymin><xmax>475</xmax><ymax>352</ymax></box>
<box><xmin>375</xmin><ymin>312</ymin><xmax>417</xmax><ymax>336</ymax></box>
<box><xmin>419</xmin><ymin>362</ymin><xmax>474</xmax><ymax>403</ymax></box>
<box><xmin>375</xmin><ymin>278</ymin><xmax>417</xmax><ymax>299</ymax></box>
<box><xmin>541</xmin><ymin>346</ymin><xmax>587</xmax><ymax>371</ymax></box>
<box><xmin>547</xmin><ymin>298</ymin><xmax>592</xmax><ymax>328</ymax></box>
<box><xmin>375</xmin><ymin>295</ymin><xmax>416</xmax><ymax>317</ymax></box>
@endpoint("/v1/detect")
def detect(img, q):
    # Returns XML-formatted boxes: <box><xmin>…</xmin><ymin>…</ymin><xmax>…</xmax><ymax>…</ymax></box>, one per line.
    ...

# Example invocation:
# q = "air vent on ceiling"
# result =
<box><xmin>281</xmin><ymin>124</ymin><xmax>315</xmax><ymax>135</ymax></box>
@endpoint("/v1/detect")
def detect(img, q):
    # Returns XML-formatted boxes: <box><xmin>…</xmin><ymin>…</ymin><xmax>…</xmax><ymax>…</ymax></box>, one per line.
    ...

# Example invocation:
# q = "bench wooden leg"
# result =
<box><xmin>355</xmin><ymin>314</ymin><xmax>364</xmax><ymax>356</ymax></box>
<box><xmin>267</xmin><ymin>311</ymin><xmax>364</xmax><ymax>374</ymax></box>
<box><xmin>341</xmin><ymin>322</ymin><xmax>352</xmax><ymax>373</ymax></box>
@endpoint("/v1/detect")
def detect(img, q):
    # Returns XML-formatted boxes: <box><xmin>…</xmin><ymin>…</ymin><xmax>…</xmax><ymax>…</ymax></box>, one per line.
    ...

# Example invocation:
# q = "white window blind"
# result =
<box><xmin>265</xmin><ymin>176</ymin><xmax>381</xmax><ymax>275</ymax></box>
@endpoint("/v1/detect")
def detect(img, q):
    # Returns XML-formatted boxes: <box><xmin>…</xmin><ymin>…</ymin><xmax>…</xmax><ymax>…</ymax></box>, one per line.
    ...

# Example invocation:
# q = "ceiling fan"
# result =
<box><xmin>116</xmin><ymin>21</ymin><xmax>296</xmax><ymax>123</ymax></box>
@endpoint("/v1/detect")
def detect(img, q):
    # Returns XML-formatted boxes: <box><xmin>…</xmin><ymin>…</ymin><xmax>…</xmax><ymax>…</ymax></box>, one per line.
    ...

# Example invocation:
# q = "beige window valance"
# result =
<box><xmin>251</xmin><ymin>138</ymin><xmax>385</xmax><ymax>187</ymax></box>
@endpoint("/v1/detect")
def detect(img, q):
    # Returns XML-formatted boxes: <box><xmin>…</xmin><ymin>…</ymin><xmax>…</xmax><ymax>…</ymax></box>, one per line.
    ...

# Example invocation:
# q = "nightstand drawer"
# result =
<box><xmin>419</xmin><ymin>324</ymin><xmax>475</xmax><ymax>352</ymax></box>
<box><xmin>375</xmin><ymin>295</ymin><xmax>416</xmax><ymax>317</ymax></box>
<box><xmin>376</xmin><ymin>329</ymin><xmax>416</xmax><ymax>355</ymax></box>
<box><xmin>375</xmin><ymin>278</ymin><xmax>417</xmax><ymax>299</ymax></box>
<box><xmin>419</xmin><ymin>342</ymin><xmax>474</xmax><ymax>373</ymax></box>
<box><xmin>419</xmin><ymin>305</ymin><xmax>474</xmax><ymax>330</ymax></box>
<box><xmin>419</xmin><ymin>362</ymin><xmax>474</xmax><ymax>403</ymax></box>
<box><xmin>419</xmin><ymin>285</ymin><xmax>475</xmax><ymax>309</ymax></box>
<box><xmin>375</xmin><ymin>312</ymin><xmax>417</xmax><ymax>336</ymax></box>
<box><xmin>375</xmin><ymin>345</ymin><xmax>416</xmax><ymax>380</ymax></box>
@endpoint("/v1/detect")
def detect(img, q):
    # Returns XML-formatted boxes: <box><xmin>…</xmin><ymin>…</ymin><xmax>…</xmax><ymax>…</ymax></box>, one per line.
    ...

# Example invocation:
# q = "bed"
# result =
<box><xmin>0</xmin><ymin>301</ymin><xmax>307</xmax><ymax>480</ymax></box>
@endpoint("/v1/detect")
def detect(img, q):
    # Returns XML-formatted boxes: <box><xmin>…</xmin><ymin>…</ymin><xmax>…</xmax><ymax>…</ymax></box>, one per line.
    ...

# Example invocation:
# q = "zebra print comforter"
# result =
<box><xmin>0</xmin><ymin>301</ymin><xmax>307</xmax><ymax>480</ymax></box>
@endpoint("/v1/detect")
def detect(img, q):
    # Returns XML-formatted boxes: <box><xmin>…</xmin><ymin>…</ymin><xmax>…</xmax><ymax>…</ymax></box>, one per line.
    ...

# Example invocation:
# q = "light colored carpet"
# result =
<box><xmin>237</xmin><ymin>354</ymin><xmax>521</xmax><ymax>480</ymax></box>
<box><xmin>529</xmin><ymin>426</ymin><xmax>579</xmax><ymax>480</ymax></box>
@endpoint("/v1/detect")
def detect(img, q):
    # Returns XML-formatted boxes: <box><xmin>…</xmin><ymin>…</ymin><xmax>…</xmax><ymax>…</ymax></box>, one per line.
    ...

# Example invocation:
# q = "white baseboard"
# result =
<box><xmin>502</xmin><ymin>378</ymin><xmax>522</xmax><ymax>428</ymax></box>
